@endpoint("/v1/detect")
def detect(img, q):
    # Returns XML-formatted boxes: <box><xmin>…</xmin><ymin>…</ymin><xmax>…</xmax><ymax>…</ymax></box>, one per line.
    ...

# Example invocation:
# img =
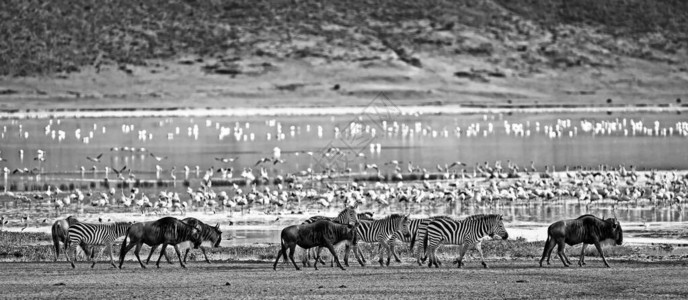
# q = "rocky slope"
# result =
<box><xmin>0</xmin><ymin>0</ymin><xmax>686</xmax><ymax>110</ymax></box>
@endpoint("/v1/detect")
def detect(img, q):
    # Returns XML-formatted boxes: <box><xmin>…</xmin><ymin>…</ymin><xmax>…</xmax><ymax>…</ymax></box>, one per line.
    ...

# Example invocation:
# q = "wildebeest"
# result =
<box><xmin>539</xmin><ymin>214</ymin><xmax>623</xmax><ymax>268</ymax></box>
<box><xmin>51</xmin><ymin>216</ymin><xmax>80</xmax><ymax>261</ymax></box>
<box><xmin>273</xmin><ymin>220</ymin><xmax>360</xmax><ymax>271</ymax></box>
<box><xmin>144</xmin><ymin>217</ymin><xmax>223</xmax><ymax>264</ymax></box>
<box><xmin>118</xmin><ymin>217</ymin><xmax>203</xmax><ymax>269</ymax></box>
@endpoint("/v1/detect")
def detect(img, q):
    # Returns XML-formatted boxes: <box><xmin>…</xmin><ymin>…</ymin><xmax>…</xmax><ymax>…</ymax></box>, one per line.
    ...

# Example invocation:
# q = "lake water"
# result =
<box><xmin>1</xmin><ymin>110</ymin><xmax>688</xmax><ymax>244</ymax></box>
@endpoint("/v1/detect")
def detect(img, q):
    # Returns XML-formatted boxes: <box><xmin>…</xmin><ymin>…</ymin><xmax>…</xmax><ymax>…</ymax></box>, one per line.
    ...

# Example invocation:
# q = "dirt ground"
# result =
<box><xmin>1</xmin><ymin>259</ymin><xmax>686</xmax><ymax>299</ymax></box>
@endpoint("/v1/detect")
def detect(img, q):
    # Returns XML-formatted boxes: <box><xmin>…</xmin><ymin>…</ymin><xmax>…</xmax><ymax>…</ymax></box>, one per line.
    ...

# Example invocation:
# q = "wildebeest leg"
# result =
<box><xmin>200</xmin><ymin>246</ymin><xmax>211</xmax><ymax>264</ymax></box>
<box><xmin>352</xmin><ymin>245</ymin><xmax>366</xmax><ymax>267</ymax></box>
<box><xmin>133</xmin><ymin>243</ymin><xmax>147</xmax><ymax>269</ymax></box>
<box><xmin>539</xmin><ymin>236</ymin><xmax>556</xmax><ymax>267</ymax></box>
<box><xmin>555</xmin><ymin>240</ymin><xmax>569</xmax><ymax>267</ymax></box>
<box><xmin>288</xmin><ymin>244</ymin><xmax>300</xmax><ymax>270</ymax></box>
<box><xmin>172</xmin><ymin>244</ymin><xmax>186</xmax><ymax>268</ymax></box>
<box><xmin>119</xmin><ymin>242</ymin><xmax>136</xmax><ymax>269</ymax></box>
<box><xmin>322</xmin><ymin>242</ymin><xmax>345</xmax><ymax>270</ymax></box>
<box><xmin>145</xmin><ymin>245</ymin><xmax>158</xmax><ymax>265</ymax></box>
<box><xmin>561</xmin><ymin>248</ymin><xmax>572</xmax><ymax>266</ymax></box>
<box><xmin>156</xmin><ymin>244</ymin><xmax>169</xmax><ymax>268</ymax></box>
<box><xmin>313</xmin><ymin>247</ymin><xmax>323</xmax><ymax>270</ymax></box>
<box><xmin>593</xmin><ymin>241</ymin><xmax>611</xmax><ymax>268</ymax></box>
<box><xmin>578</xmin><ymin>244</ymin><xmax>588</xmax><ymax>266</ymax></box>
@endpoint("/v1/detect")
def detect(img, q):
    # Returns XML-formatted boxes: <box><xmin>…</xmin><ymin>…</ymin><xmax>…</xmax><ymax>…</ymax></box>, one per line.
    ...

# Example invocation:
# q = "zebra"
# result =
<box><xmin>352</xmin><ymin>213</ymin><xmax>411</xmax><ymax>267</ymax></box>
<box><xmin>422</xmin><ymin>214</ymin><xmax>509</xmax><ymax>268</ymax></box>
<box><xmin>357</xmin><ymin>215</ymin><xmax>453</xmax><ymax>265</ymax></box>
<box><xmin>300</xmin><ymin>207</ymin><xmax>361</xmax><ymax>266</ymax></box>
<box><xmin>65</xmin><ymin>221</ymin><xmax>132</xmax><ymax>268</ymax></box>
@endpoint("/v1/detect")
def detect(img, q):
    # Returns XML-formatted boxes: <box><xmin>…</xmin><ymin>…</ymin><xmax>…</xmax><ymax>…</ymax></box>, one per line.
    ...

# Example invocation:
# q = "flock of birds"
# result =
<box><xmin>1</xmin><ymin>155</ymin><xmax>686</xmax><ymax>231</ymax></box>
<box><xmin>1</xmin><ymin>114</ymin><xmax>687</xmax><ymax>229</ymax></box>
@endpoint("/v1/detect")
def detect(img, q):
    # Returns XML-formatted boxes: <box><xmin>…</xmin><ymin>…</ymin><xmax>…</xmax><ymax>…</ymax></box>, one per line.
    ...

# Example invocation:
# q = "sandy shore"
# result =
<box><xmin>0</xmin><ymin>103</ymin><xmax>687</xmax><ymax>120</ymax></box>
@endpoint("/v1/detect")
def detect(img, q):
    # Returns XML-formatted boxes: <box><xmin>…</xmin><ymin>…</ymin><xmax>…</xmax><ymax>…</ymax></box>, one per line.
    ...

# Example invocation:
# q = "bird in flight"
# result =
<box><xmin>150</xmin><ymin>153</ymin><xmax>168</xmax><ymax>161</ymax></box>
<box><xmin>255</xmin><ymin>157</ymin><xmax>272</xmax><ymax>166</ymax></box>
<box><xmin>215</xmin><ymin>157</ymin><xmax>239</xmax><ymax>163</ymax></box>
<box><xmin>112</xmin><ymin>166</ymin><xmax>127</xmax><ymax>180</ymax></box>
<box><xmin>86</xmin><ymin>153</ymin><xmax>104</xmax><ymax>163</ymax></box>
<box><xmin>448</xmin><ymin>161</ymin><xmax>467</xmax><ymax>169</ymax></box>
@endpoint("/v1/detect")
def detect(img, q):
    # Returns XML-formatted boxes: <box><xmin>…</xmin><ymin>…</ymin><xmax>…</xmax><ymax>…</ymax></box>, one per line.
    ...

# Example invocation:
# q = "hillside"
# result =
<box><xmin>0</xmin><ymin>0</ymin><xmax>686</xmax><ymax>110</ymax></box>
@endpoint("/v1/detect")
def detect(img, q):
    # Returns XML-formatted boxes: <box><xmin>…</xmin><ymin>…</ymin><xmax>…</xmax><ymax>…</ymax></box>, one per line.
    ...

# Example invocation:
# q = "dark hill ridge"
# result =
<box><xmin>0</xmin><ymin>0</ymin><xmax>686</xmax><ymax>76</ymax></box>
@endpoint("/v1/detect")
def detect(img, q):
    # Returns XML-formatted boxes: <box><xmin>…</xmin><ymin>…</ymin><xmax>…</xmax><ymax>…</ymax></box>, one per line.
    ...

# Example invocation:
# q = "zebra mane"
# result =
<box><xmin>386</xmin><ymin>213</ymin><xmax>407</xmax><ymax>221</ymax></box>
<box><xmin>461</xmin><ymin>214</ymin><xmax>502</xmax><ymax>223</ymax></box>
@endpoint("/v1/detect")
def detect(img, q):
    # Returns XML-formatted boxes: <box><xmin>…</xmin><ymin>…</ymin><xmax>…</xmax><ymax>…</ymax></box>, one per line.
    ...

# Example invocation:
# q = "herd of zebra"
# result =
<box><xmin>290</xmin><ymin>207</ymin><xmax>510</xmax><ymax>269</ymax></box>
<box><xmin>52</xmin><ymin>206</ymin><xmax>622</xmax><ymax>270</ymax></box>
<box><xmin>52</xmin><ymin>215</ymin><xmax>221</xmax><ymax>269</ymax></box>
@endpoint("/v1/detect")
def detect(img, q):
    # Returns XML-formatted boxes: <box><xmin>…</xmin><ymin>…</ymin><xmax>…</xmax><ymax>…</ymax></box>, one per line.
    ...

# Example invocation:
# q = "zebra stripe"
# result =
<box><xmin>423</xmin><ymin>214</ymin><xmax>508</xmax><ymax>268</ymax></box>
<box><xmin>353</xmin><ymin>213</ymin><xmax>410</xmax><ymax>266</ymax></box>
<box><xmin>66</xmin><ymin>222</ymin><xmax>131</xmax><ymax>268</ymax></box>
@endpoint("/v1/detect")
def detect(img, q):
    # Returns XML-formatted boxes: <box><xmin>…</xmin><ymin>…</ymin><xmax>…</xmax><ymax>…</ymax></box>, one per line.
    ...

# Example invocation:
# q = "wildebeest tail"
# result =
<box><xmin>119</xmin><ymin>227</ymin><xmax>131</xmax><ymax>263</ymax></box>
<box><xmin>280</xmin><ymin>237</ymin><xmax>288</xmax><ymax>262</ymax></box>
<box><xmin>540</xmin><ymin>234</ymin><xmax>551</xmax><ymax>259</ymax></box>
<box><xmin>51</xmin><ymin>223</ymin><xmax>62</xmax><ymax>258</ymax></box>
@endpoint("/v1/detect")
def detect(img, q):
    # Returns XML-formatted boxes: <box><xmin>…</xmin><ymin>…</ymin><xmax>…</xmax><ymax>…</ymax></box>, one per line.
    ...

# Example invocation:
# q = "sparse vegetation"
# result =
<box><xmin>0</xmin><ymin>0</ymin><xmax>685</xmax><ymax>76</ymax></box>
<box><xmin>0</xmin><ymin>231</ymin><xmax>682</xmax><ymax>264</ymax></box>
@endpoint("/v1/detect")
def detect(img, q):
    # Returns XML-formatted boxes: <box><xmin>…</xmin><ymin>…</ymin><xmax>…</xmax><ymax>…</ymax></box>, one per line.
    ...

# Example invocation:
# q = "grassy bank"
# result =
<box><xmin>1</xmin><ymin>231</ymin><xmax>682</xmax><ymax>264</ymax></box>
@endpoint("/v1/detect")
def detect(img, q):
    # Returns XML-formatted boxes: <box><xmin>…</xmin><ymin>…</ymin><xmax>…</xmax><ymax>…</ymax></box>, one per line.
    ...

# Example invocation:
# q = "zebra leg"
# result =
<box><xmin>455</xmin><ymin>243</ymin><xmax>471</xmax><ymax>268</ymax></box>
<box><xmin>64</xmin><ymin>242</ymin><xmax>75</xmax><ymax>269</ymax></box>
<box><xmin>474</xmin><ymin>242</ymin><xmax>488</xmax><ymax>268</ymax></box>
<box><xmin>578</xmin><ymin>244</ymin><xmax>587</xmax><ymax>266</ymax></box>
<box><xmin>352</xmin><ymin>244</ymin><xmax>366</xmax><ymax>267</ymax></box>
<box><xmin>172</xmin><ymin>244</ymin><xmax>186</xmax><ymax>268</ymax></box>
<box><xmin>390</xmin><ymin>240</ymin><xmax>402</xmax><ymax>264</ymax></box>
<box><xmin>107</xmin><ymin>243</ymin><xmax>117</xmax><ymax>269</ymax></box>
<box><xmin>377</xmin><ymin>239</ymin><xmax>392</xmax><ymax>267</ymax></box>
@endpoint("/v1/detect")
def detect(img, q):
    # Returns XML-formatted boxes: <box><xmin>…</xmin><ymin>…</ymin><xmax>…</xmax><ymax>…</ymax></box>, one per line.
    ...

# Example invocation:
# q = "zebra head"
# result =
<box><xmin>338</xmin><ymin>206</ymin><xmax>359</xmax><ymax>226</ymax></box>
<box><xmin>488</xmin><ymin>215</ymin><xmax>509</xmax><ymax>240</ymax></box>
<box><xmin>391</xmin><ymin>213</ymin><xmax>412</xmax><ymax>238</ymax></box>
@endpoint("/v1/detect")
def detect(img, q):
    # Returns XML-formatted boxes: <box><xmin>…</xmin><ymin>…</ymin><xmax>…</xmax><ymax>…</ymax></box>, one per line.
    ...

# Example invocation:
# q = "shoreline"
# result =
<box><xmin>1</xmin><ymin>103</ymin><xmax>686</xmax><ymax>119</ymax></box>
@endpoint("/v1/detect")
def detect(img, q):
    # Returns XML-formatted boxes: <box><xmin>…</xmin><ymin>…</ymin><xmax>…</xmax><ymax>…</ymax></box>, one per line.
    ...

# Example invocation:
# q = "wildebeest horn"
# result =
<box><xmin>215</xmin><ymin>223</ymin><xmax>220</xmax><ymax>229</ymax></box>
